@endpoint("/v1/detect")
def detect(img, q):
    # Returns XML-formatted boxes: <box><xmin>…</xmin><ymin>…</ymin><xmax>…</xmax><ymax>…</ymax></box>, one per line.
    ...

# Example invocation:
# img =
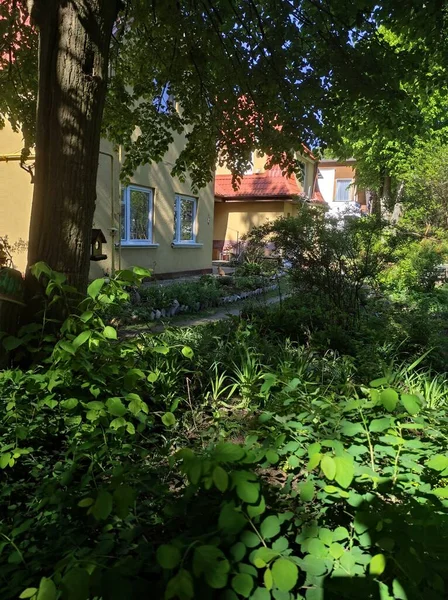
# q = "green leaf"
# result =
<box><xmin>381</xmin><ymin>388</ymin><xmax>398</xmax><ymax>412</ymax></box>
<box><xmin>427</xmin><ymin>455</ymin><xmax>448</xmax><ymax>471</ymax></box>
<box><xmin>341</xmin><ymin>421</ymin><xmax>365</xmax><ymax>436</ymax></box>
<box><xmin>165</xmin><ymin>569</ymin><xmax>194</xmax><ymax>600</ymax></box>
<box><xmin>299</xmin><ymin>481</ymin><xmax>315</xmax><ymax>502</ymax></box>
<box><xmin>271</xmin><ymin>558</ymin><xmax>299</xmax><ymax>592</ymax></box>
<box><xmin>307</xmin><ymin>453</ymin><xmax>322</xmax><ymax>470</ymax></box>
<box><xmin>214</xmin><ymin>443</ymin><xmax>245</xmax><ymax>462</ymax></box>
<box><xmin>241</xmin><ymin>531</ymin><xmax>261</xmax><ymax>548</ymax></box>
<box><xmin>369</xmin><ymin>377</ymin><xmax>389</xmax><ymax>388</ymax></box>
<box><xmin>432</xmin><ymin>487</ymin><xmax>448</xmax><ymax>498</ymax></box>
<box><xmin>193</xmin><ymin>545</ymin><xmax>229</xmax><ymax>588</ymax></box>
<box><xmin>264</xmin><ymin>568</ymin><xmax>273</xmax><ymax>590</ymax></box>
<box><xmin>369</xmin><ymin>554</ymin><xmax>386</xmax><ymax>577</ymax></box>
<box><xmin>232</xmin><ymin>573</ymin><xmax>254</xmax><ymax>598</ymax></box>
<box><xmin>247</xmin><ymin>495</ymin><xmax>266</xmax><ymax>518</ymax></box>
<box><xmin>3</xmin><ymin>336</ymin><xmax>23</xmax><ymax>351</ymax></box>
<box><xmin>91</xmin><ymin>490</ymin><xmax>113</xmax><ymax>520</ymax></box>
<box><xmin>181</xmin><ymin>346</ymin><xmax>194</xmax><ymax>359</ymax></box>
<box><xmin>253</xmin><ymin>547</ymin><xmax>279</xmax><ymax>566</ymax></box>
<box><xmin>152</xmin><ymin>345</ymin><xmax>170</xmax><ymax>354</ymax></box>
<box><xmin>260</xmin><ymin>515</ymin><xmax>281</xmax><ymax>540</ymax></box>
<box><xmin>330</xmin><ymin>543</ymin><xmax>345</xmax><ymax>559</ymax></box>
<box><xmin>132</xmin><ymin>266</ymin><xmax>152</xmax><ymax>277</ymax></box>
<box><xmin>72</xmin><ymin>330</ymin><xmax>91</xmax><ymax>349</ymax></box>
<box><xmin>369</xmin><ymin>418</ymin><xmax>393</xmax><ymax>432</ymax></box>
<box><xmin>157</xmin><ymin>544</ymin><xmax>182</xmax><ymax>569</ymax></box>
<box><xmin>272</xmin><ymin>537</ymin><xmax>288</xmax><ymax>552</ymax></box>
<box><xmin>77</xmin><ymin>497</ymin><xmax>94</xmax><ymax>508</ymax></box>
<box><xmin>110</xmin><ymin>417</ymin><xmax>126</xmax><ymax>430</ymax></box>
<box><xmin>106</xmin><ymin>397</ymin><xmax>126</xmax><ymax>417</ymax></box>
<box><xmin>213</xmin><ymin>465</ymin><xmax>229</xmax><ymax>492</ymax></box>
<box><xmin>307</xmin><ymin>538</ymin><xmax>327</xmax><ymax>558</ymax></box>
<box><xmin>19</xmin><ymin>589</ymin><xmax>38</xmax><ymax>599</ymax></box>
<box><xmin>87</xmin><ymin>278</ymin><xmax>105</xmax><ymax>299</ymax></box>
<box><xmin>61</xmin><ymin>398</ymin><xmax>78</xmax><ymax>410</ymax></box>
<box><xmin>232</xmin><ymin>471</ymin><xmax>260</xmax><ymax>504</ymax></box>
<box><xmin>230</xmin><ymin>542</ymin><xmax>246</xmax><ymax>562</ymax></box>
<box><xmin>265</xmin><ymin>449</ymin><xmax>279</xmax><ymax>464</ymax></box>
<box><xmin>79</xmin><ymin>311</ymin><xmax>93</xmax><ymax>323</ymax></box>
<box><xmin>103</xmin><ymin>325</ymin><xmax>117</xmax><ymax>340</ymax></box>
<box><xmin>36</xmin><ymin>578</ymin><xmax>57</xmax><ymax>600</ymax></box>
<box><xmin>219</xmin><ymin>503</ymin><xmax>247</xmax><ymax>534</ymax></box>
<box><xmin>0</xmin><ymin>453</ymin><xmax>11</xmax><ymax>469</ymax></box>
<box><xmin>162</xmin><ymin>412</ymin><xmax>176</xmax><ymax>427</ymax></box>
<box><xmin>401</xmin><ymin>394</ymin><xmax>421</xmax><ymax>415</ymax></box>
<box><xmin>321</xmin><ymin>455</ymin><xmax>336</xmax><ymax>480</ymax></box>
<box><xmin>334</xmin><ymin>456</ymin><xmax>355</xmax><ymax>489</ymax></box>
<box><xmin>333</xmin><ymin>526</ymin><xmax>349</xmax><ymax>541</ymax></box>
<box><xmin>318</xmin><ymin>528</ymin><xmax>333</xmax><ymax>546</ymax></box>
<box><xmin>59</xmin><ymin>341</ymin><xmax>76</xmax><ymax>355</ymax></box>
<box><xmin>61</xmin><ymin>567</ymin><xmax>90</xmax><ymax>600</ymax></box>
<box><xmin>392</xmin><ymin>579</ymin><xmax>407</xmax><ymax>600</ymax></box>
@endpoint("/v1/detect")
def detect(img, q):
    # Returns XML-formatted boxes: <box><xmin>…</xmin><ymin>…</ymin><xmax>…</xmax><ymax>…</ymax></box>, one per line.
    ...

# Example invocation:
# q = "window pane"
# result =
<box><xmin>335</xmin><ymin>180</ymin><xmax>351</xmax><ymax>201</ymax></box>
<box><xmin>130</xmin><ymin>190</ymin><xmax>150</xmax><ymax>240</ymax></box>
<box><xmin>180</xmin><ymin>198</ymin><xmax>194</xmax><ymax>241</ymax></box>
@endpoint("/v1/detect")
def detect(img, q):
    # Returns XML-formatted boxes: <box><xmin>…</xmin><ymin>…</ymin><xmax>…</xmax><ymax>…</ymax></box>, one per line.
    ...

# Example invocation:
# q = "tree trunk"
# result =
<box><xmin>25</xmin><ymin>0</ymin><xmax>119</xmax><ymax>302</ymax></box>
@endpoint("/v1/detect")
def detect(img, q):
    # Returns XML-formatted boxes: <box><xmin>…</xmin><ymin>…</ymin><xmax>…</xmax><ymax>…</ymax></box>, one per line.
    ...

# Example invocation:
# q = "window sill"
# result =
<box><xmin>171</xmin><ymin>242</ymin><xmax>203</xmax><ymax>248</ymax></box>
<box><xmin>117</xmin><ymin>243</ymin><xmax>159</xmax><ymax>248</ymax></box>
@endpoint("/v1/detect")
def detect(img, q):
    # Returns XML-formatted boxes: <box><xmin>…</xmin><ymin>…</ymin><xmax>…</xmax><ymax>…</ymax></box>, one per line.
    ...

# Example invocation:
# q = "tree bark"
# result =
<box><xmin>25</xmin><ymin>0</ymin><xmax>119</xmax><ymax>301</ymax></box>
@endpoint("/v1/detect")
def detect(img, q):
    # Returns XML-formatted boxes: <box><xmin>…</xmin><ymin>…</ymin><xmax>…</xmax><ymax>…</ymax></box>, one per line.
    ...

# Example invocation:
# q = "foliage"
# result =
<box><xmin>1</xmin><ymin>264</ymin><xmax>448</xmax><ymax>599</ymax></box>
<box><xmin>380</xmin><ymin>237</ymin><xmax>448</xmax><ymax>297</ymax></box>
<box><xmin>245</xmin><ymin>206</ymin><xmax>385</xmax><ymax>319</ymax></box>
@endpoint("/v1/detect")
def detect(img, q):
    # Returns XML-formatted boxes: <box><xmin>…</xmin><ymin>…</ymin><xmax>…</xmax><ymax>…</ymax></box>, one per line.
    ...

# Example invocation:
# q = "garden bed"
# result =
<box><xmin>113</xmin><ymin>273</ymin><xmax>283</xmax><ymax>325</ymax></box>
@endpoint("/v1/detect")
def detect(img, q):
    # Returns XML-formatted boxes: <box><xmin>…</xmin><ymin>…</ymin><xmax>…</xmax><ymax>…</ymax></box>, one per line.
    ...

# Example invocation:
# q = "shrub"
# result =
<box><xmin>245</xmin><ymin>206</ymin><xmax>385</xmax><ymax>321</ymax></box>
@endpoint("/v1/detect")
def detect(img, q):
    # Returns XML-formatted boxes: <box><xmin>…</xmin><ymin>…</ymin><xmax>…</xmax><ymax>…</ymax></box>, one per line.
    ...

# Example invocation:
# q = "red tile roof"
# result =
<box><xmin>215</xmin><ymin>168</ymin><xmax>302</xmax><ymax>199</ymax></box>
<box><xmin>215</xmin><ymin>167</ymin><xmax>325</xmax><ymax>203</ymax></box>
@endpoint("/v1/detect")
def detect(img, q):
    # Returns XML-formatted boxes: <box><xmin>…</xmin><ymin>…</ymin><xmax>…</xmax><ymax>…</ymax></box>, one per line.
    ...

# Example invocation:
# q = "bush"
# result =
<box><xmin>245</xmin><ymin>206</ymin><xmax>385</xmax><ymax>321</ymax></box>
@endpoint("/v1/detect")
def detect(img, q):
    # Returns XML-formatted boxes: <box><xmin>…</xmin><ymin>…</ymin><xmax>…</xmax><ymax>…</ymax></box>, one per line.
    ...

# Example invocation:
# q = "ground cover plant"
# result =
<box><xmin>1</xmin><ymin>260</ymin><xmax>448</xmax><ymax>600</ymax></box>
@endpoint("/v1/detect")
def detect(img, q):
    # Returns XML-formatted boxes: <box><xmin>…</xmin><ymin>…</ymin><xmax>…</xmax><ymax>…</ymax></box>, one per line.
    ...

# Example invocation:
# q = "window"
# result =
<box><xmin>121</xmin><ymin>185</ymin><xmax>153</xmax><ymax>244</ymax></box>
<box><xmin>335</xmin><ymin>179</ymin><xmax>352</xmax><ymax>202</ymax></box>
<box><xmin>174</xmin><ymin>194</ymin><xmax>197</xmax><ymax>243</ymax></box>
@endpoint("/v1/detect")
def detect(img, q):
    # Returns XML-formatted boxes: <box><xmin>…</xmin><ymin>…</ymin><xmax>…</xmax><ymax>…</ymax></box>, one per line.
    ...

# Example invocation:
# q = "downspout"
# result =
<box><xmin>0</xmin><ymin>154</ymin><xmax>35</xmax><ymax>162</ymax></box>
<box><xmin>99</xmin><ymin>150</ymin><xmax>116</xmax><ymax>276</ymax></box>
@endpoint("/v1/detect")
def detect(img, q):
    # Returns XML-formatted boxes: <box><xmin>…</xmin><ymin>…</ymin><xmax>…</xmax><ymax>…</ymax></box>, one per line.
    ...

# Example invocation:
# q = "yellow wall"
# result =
<box><xmin>213</xmin><ymin>200</ymin><xmax>292</xmax><ymax>247</ymax></box>
<box><xmin>0</xmin><ymin>124</ymin><xmax>33</xmax><ymax>272</ymax></box>
<box><xmin>1</xmin><ymin>124</ymin><xmax>214</xmax><ymax>278</ymax></box>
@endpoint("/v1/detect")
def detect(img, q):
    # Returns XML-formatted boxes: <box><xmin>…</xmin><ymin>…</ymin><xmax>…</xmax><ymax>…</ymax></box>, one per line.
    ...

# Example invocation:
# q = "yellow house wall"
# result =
<box><xmin>1</xmin><ymin>124</ymin><xmax>214</xmax><ymax>278</ymax></box>
<box><xmin>213</xmin><ymin>200</ymin><xmax>291</xmax><ymax>244</ymax></box>
<box><xmin>0</xmin><ymin>124</ymin><xmax>33</xmax><ymax>272</ymax></box>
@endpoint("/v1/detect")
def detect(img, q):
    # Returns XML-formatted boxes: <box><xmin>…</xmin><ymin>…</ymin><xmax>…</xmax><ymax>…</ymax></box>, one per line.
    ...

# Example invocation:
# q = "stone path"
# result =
<box><xmin>120</xmin><ymin>293</ymin><xmax>287</xmax><ymax>337</ymax></box>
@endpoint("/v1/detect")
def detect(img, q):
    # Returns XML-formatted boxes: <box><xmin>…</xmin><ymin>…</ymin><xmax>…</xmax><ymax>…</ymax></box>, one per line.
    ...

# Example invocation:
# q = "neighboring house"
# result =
<box><xmin>0</xmin><ymin>122</ymin><xmax>214</xmax><ymax>278</ymax></box>
<box><xmin>213</xmin><ymin>148</ymin><xmax>323</xmax><ymax>259</ymax></box>
<box><xmin>317</xmin><ymin>158</ymin><xmax>367</xmax><ymax>215</ymax></box>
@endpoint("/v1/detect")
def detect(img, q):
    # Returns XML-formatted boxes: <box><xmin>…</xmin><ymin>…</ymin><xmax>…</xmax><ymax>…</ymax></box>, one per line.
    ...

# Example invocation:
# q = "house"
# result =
<box><xmin>213</xmin><ymin>148</ymin><xmax>323</xmax><ymax>259</ymax></box>
<box><xmin>0</xmin><ymin>122</ymin><xmax>214</xmax><ymax>279</ymax></box>
<box><xmin>317</xmin><ymin>158</ymin><xmax>367</xmax><ymax>215</ymax></box>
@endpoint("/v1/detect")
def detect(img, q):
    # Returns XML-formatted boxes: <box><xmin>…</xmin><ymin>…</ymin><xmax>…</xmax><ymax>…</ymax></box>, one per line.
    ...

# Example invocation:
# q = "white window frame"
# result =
<box><xmin>121</xmin><ymin>185</ymin><xmax>154</xmax><ymax>245</ymax></box>
<box><xmin>173</xmin><ymin>194</ymin><xmax>198</xmax><ymax>245</ymax></box>
<box><xmin>334</xmin><ymin>179</ymin><xmax>352</xmax><ymax>202</ymax></box>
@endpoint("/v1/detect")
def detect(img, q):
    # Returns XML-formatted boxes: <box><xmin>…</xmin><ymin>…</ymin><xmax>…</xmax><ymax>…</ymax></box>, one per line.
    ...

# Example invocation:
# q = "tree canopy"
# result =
<box><xmin>1</xmin><ymin>0</ymin><xmax>448</xmax><ymax>291</ymax></box>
